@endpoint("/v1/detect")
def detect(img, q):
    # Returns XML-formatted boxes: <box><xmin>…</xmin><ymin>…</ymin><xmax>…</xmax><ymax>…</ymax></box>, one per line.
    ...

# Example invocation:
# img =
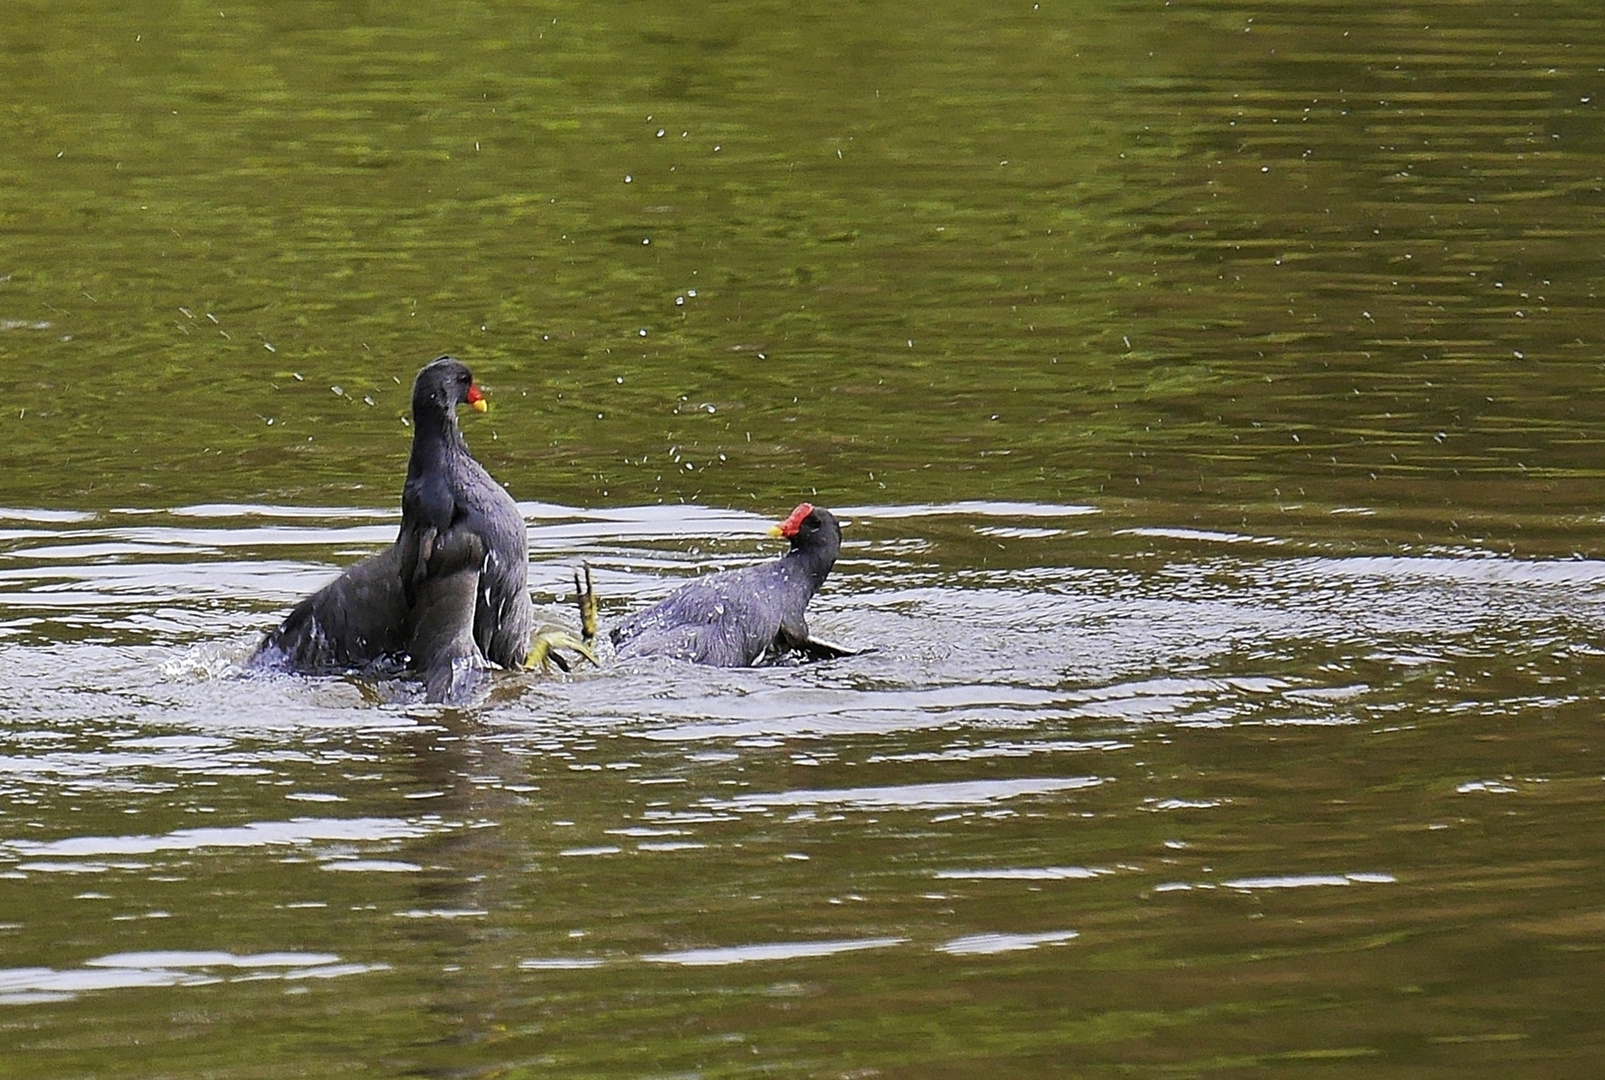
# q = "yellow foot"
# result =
<box><xmin>526</xmin><ymin>565</ymin><xmax>602</xmax><ymax>673</ymax></box>
<box><xmin>527</xmin><ymin>628</ymin><xmax>598</xmax><ymax>674</ymax></box>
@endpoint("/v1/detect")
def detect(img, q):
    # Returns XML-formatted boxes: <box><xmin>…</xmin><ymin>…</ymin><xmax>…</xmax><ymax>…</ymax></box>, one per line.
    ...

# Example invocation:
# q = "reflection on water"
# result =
<box><xmin>642</xmin><ymin>937</ymin><xmax>907</xmax><ymax>968</ymax></box>
<box><xmin>937</xmin><ymin>929</ymin><xmax>1080</xmax><ymax>955</ymax></box>
<box><xmin>1</xmin><ymin>500</ymin><xmax>1603</xmax><ymax>1075</ymax></box>
<box><xmin>0</xmin><ymin>952</ymin><xmax>378</xmax><ymax>1008</ymax></box>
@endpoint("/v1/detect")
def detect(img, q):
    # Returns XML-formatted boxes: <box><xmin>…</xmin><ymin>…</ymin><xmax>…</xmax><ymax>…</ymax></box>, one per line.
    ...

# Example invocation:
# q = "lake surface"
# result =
<box><xmin>4</xmin><ymin>1</ymin><xmax>1605</xmax><ymax>1076</ymax></box>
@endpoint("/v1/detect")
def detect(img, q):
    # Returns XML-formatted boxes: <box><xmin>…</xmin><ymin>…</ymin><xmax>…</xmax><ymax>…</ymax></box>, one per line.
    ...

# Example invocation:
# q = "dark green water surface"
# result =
<box><xmin>4</xmin><ymin>1</ymin><xmax>1605</xmax><ymax>1077</ymax></box>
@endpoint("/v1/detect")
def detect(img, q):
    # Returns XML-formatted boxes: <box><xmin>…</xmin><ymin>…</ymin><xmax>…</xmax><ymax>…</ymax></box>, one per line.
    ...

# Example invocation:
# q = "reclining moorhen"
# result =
<box><xmin>609</xmin><ymin>502</ymin><xmax>852</xmax><ymax>666</ymax></box>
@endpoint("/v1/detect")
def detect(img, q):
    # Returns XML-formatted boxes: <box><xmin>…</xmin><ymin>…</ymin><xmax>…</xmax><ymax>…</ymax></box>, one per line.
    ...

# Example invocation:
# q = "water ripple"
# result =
<box><xmin>1</xmin><ymin>817</ymin><xmax>450</xmax><ymax>862</ymax></box>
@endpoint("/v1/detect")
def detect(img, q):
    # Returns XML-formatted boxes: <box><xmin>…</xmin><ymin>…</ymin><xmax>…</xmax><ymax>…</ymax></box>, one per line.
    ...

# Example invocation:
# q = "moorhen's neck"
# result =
<box><xmin>407</xmin><ymin>399</ymin><xmax>467</xmax><ymax>480</ymax></box>
<box><xmin>785</xmin><ymin>532</ymin><xmax>840</xmax><ymax>591</ymax></box>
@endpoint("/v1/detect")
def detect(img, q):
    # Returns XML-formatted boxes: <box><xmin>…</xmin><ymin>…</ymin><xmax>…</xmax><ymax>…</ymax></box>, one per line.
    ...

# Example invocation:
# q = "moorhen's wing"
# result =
<box><xmin>253</xmin><ymin>546</ymin><xmax>410</xmax><ymax>672</ymax></box>
<box><xmin>611</xmin><ymin>567</ymin><xmax>785</xmax><ymax>667</ymax></box>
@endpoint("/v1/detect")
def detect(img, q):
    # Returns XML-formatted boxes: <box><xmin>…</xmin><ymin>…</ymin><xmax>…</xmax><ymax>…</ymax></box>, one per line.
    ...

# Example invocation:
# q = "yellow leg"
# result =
<box><xmin>576</xmin><ymin>562</ymin><xmax>598</xmax><ymax>643</ymax></box>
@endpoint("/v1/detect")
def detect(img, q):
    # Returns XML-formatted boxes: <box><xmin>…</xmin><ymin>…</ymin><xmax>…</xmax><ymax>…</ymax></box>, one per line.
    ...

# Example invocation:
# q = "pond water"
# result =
<box><xmin>4</xmin><ymin>1</ymin><xmax>1605</xmax><ymax>1076</ymax></box>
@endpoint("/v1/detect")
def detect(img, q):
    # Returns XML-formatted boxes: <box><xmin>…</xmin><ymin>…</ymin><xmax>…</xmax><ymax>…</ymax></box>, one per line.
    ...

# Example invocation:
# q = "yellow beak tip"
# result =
<box><xmin>471</xmin><ymin>399</ymin><xmax>489</xmax><ymax>413</ymax></box>
<box><xmin>766</xmin><ymin>525</ymin><xmax>784</xmax><ymax>538</ymax></box>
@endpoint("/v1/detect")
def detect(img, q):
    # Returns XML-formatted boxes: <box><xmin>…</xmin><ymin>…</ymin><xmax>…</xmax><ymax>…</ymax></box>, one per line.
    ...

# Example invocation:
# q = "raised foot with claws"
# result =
<box><xmin>527</xmin><ymin>564</ymin><xmax>600</xmax><ymax>673</ymax></box>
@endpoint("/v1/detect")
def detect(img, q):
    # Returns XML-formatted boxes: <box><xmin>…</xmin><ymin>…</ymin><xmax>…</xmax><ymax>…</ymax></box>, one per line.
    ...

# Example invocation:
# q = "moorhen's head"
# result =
<box><xmin>412</xmin><ymin>355</ymin><xmax>487</xmax><ymax>426</ymax></box>
<box><xmin>768</xmin><ymin>503</ymin><xmax>841</xmax><ymax>566</ymax></box>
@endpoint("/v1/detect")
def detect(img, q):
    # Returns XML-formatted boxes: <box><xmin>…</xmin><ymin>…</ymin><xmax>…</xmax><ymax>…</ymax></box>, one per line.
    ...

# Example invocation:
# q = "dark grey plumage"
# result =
<box><xmin>253</xmin><ymin>355</ymin><xmax>533</xmax><ymax>700</ymax></box>
<box><xmin>610</xmin><ymin>504</ymin><xmax>842</xmax><ymax>666</ymax></box>
<box><xmin>396</xmin><ymin>356</ymin><xmax>532</xmax><ymax>670</ymax></box>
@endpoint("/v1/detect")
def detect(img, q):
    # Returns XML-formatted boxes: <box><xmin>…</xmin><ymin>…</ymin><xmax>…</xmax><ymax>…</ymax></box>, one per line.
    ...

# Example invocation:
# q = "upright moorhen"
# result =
<box><xmin>253</xmin><ymin>355</ymin><xmax>544</xmax><ymax>700</ymax></box>
<box><xmin>609</xmin><ymin>503</ymin><xmax>849</xmax><ymax>666</ymax></box>
<box><xmin>395</xmin><ymin>355</ymin><xmax>532</xmax><ymax>671</ymax></box>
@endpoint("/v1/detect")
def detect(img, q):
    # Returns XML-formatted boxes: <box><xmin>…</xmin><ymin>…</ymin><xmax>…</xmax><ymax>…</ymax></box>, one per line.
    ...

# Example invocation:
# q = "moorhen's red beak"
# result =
<box><xmin>467</xmin><ymin>383</ymin><xmax>488</xmax><ymax>413</ymax></box>
<box><xmin>768</xmin><ymin>502</ymin><xmax>813</xmax><ymax>539</ymax></box>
